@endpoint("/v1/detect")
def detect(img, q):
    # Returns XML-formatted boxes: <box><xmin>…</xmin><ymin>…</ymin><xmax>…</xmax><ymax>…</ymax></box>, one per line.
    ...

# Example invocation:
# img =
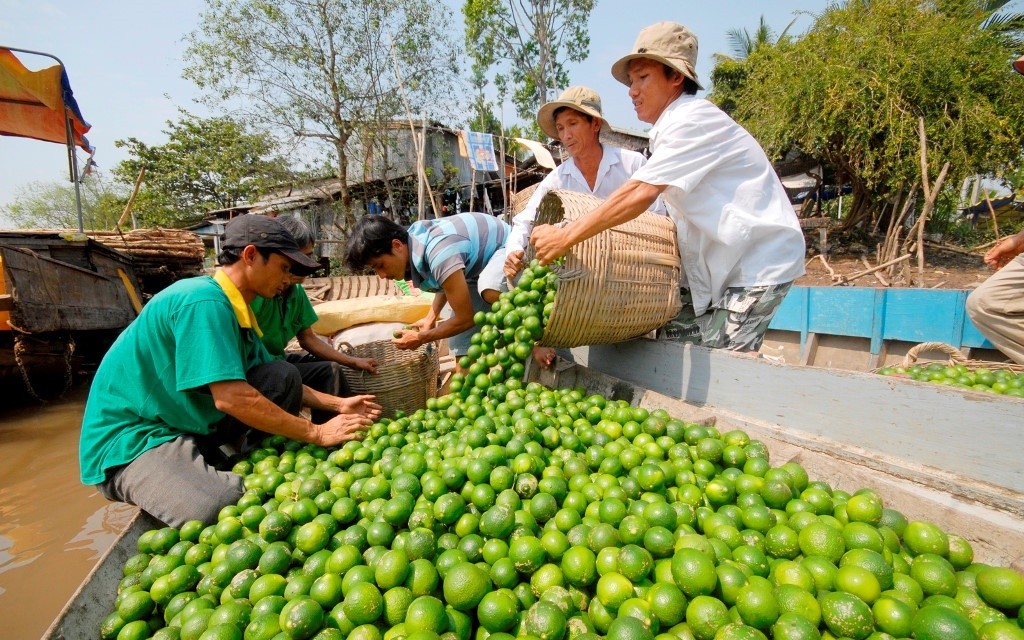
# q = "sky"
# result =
<box><xmin>0</xmin><ymin>0</ymin><xmax>832</xmax><ymax>227</ymax></box>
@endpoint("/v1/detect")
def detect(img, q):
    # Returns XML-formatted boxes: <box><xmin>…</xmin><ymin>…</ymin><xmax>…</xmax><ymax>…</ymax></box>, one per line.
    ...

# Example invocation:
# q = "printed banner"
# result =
<box><xmin>465</xmin><ymin>130</ymin><xmax>498</xmax><ymax>172</ymax></box>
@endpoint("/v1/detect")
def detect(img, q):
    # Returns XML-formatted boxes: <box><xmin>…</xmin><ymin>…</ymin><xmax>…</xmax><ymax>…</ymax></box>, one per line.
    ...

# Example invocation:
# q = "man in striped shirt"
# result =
<box><xmin>346</xmin><ymin>212</ymin><xmax>510</xmax><ymax>356</ymax></box>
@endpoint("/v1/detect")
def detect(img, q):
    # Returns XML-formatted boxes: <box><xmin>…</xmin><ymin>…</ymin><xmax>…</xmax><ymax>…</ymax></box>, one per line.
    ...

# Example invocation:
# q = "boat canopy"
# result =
<box><xmin>0</xmin><ymin>47</ymin><xmax>92</xmax><ymax>151</ymax></box>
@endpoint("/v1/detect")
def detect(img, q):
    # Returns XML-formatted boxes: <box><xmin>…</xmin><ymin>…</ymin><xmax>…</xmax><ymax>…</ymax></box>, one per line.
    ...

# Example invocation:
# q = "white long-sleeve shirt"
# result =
<box><xmin>507</xmin><ymin>144</ymin><xmax>665</xmax><ymax>254</ymax></box>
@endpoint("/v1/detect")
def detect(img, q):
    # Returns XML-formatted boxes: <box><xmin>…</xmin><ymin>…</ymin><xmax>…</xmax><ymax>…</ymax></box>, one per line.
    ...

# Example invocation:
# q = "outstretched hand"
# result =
<box><xmin>338</xmin><ymin>394</ymin><xmax>382</xmax><ymax>419</ymax></box>
<box><xmin>352</xmin><ymin>357</ymin><xmax>378</xmax><ymax>374</ymax></box>
<box><xmin>392</xmin><ymin>329</ymin><xmax>425</xmax><ymax>350</ymax></box>
<box><xmin>983</xmin><ymin>233</ymin><xmax>1024</xmax><ymax>270</ymax></box>
<box><xmin>315</xmin><ymin>412</ymin><xmax>373</xmax><ymax>447</ymax></box>
<box><xmin>504</xmin><ymin>249</ymin><xmax>526</xmax><ymax>280</ymax></box>
<box><xmin>530</xmin><ymin>224</ymin><xmax>569</xmax><ymax>265</ymax></box>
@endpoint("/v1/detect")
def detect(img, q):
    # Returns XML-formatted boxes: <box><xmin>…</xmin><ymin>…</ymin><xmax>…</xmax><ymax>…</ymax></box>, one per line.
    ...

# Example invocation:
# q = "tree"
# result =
<box><xmin>1</xmin><ymin>172</ymin><xmax>124</xmax><ymax>230</ymax></box>
<box><xmin>469</xmin><ymin>64</ymin><xmax>505</xmax><ymax>138</ymax></box>
<box><xmin>709</xmin><ymin>15</ymin><xmax>795</xmax><ymax>116</ymax></box>
<box><xmin>183</xmin><ymin>0</ymin><xmax>462</xmax><ymax>230</ymax></box>
<box><xmin>463</xmin><ymin>0</ymin><xmax>595</xmax><ymax>132</ymax></box>
<box><xmin>716</xmin><ymin>15</ymin><xmax>795</xmax><ymax>62</ymax></box>
<box><xmin>729</xmin><ymin>0</ymin><xmax>1024</xmax><ymax>230</ymax></box>
<box><xmin>111</xmin><ymin>112</ymin><xmax>290</xmax><ymax>228</ymax></box>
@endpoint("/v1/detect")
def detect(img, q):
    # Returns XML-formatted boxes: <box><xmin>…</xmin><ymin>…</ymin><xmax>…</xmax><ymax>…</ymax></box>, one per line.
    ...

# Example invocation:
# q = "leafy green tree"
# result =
<box><xmin>469</xmin><ymin>64</ymin><xmax>505</xmax><ymax>138</ymax></box>
<box><xmin>730</xmin><ymin>0</ymin><xmax>1024</xmax><ymax>230</ymax></box>
<box><xmin>463</xmin><ymin>0</ymin><xmax>595</xmax><ymax>131</ymax></box>
<box><xmin>1</xmin><ymin>172</ymin><xmax>123</xmax><ymax>230</ymax></box>
<box><xmin>112</xmin><ymin>112</ymin><xmax>289</xmax><ymax>227</ymax></box>
<box><xmin>183</xmin><ymin>0</ymin><xmax>462</xmax><ymax>230</ymax></box>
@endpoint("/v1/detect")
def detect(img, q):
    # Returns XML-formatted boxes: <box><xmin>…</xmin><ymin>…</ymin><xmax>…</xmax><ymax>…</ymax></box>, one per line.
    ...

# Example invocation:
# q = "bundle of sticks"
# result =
<box><xmin>90</xmin><ymin>228</ymin><xmax>206</xmax><ymax>295</ymax></box>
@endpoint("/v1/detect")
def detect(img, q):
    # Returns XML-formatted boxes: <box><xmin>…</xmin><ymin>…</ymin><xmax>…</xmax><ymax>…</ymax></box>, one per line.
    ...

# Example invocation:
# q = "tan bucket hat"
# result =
<box><xmin>611</xmin><ymin>21</ymin><xmax>704</xmax><ymax>90</ymax></box>
<box><xmin>536</xmin><ymin>85</ymin><xmax>608</xmax><ymax>141</ymax></box>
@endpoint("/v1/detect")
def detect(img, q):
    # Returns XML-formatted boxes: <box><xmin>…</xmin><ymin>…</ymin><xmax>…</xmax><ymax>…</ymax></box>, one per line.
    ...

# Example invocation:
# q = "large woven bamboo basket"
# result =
<box><xmin>511</xmin><ymin>183</ymin><xmax>541</xmax><ymax>216</ymax></box>
<box><xmin>338</xmin><ymin>340</ymin><xmax>439</xmax><ymax>418</ymax></box>
<box><xmin>527</xmin><ymin>190</ymin><xmax>682</xmax><ymax>348</ymax></box>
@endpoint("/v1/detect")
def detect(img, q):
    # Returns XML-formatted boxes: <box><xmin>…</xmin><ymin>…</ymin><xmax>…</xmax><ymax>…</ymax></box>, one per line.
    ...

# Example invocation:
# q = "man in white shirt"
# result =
<box><xmin>532</xmin><ymin>21</ymin><xmax>806</xmax><ymax>352</ymax></box>
<box><xmin>504</xmin><ymin>85</ymin><xmax>664</xmax><ymax>282</ymax></box>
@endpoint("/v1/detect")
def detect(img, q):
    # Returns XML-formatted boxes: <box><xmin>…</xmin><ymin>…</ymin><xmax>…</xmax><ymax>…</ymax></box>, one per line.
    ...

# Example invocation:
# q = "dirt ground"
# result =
<box><xmin>796</xmin><ymin>242</ymin><xmax>993</xmax><ymax>290</ymax></box>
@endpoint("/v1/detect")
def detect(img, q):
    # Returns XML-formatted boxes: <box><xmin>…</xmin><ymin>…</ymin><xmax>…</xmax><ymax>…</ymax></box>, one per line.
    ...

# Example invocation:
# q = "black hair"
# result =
<box><xmin>551</xmin><ymin>106</ymin><xmax>595</xmax><ymax>125</ymax></box>
<box><xmin>662</xmin><ymin>63</ymin><xmax>699</xmax><ymax>95</ymax></box>
<box><xmin>276</xmin><ymin>215</ymin><xmax>315</xmax><ymax>249</ymax></box>
<box><xmin>345</xmin><ymin>215</ymin><xmax>409</xmax><ymax>271</ymax></box>
<box><xmin>217</xmin><ymin>246</ymin><xmax>275</xmax><ymax>266</ymax></box>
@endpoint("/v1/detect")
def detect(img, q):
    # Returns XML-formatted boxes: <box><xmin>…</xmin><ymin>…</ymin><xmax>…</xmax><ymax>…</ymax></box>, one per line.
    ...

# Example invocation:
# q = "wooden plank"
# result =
<box><xmin>808</xmin><ymin>288</ymin><xmax>876</xmax><ymax>338</ymax></box>
<box><xmin>571</xmin><ymin>339</ymin><xmax>1024</xmax><ymax>510</ymax></box>
<box><xmin>799</xmin><ymin>332</ymin><xmax>819</xmax><ymax>366</ymax></box>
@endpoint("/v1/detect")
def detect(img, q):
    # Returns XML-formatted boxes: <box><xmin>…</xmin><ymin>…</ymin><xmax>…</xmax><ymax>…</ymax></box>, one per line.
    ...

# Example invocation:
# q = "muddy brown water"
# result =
<box><xmin>0</xmin><ymin>382</ymin><xmax>136</xmax><ymax>639</ymax></box>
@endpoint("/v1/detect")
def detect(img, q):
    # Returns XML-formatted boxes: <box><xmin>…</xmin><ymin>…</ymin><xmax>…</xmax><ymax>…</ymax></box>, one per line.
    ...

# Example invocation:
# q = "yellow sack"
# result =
<box><xmin>311</xmin><ymin>295</ymin><xmax>433</xmax><ymax>335</ymax></box>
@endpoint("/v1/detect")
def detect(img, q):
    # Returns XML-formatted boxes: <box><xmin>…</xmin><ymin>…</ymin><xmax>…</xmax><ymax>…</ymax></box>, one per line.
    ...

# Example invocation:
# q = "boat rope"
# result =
<box><xmin>13</xmin><ymin>333</ymin><xmax>46</xmax><ymax>404</ymax></box>
<box><xmin>61</xmin><ymin>334</ymin><xmax>77</xmax><ymax>398</ymax></box>
<box><xmin>13</xmin><ymin>332</ymin><xmax>76</xmax><ymax>403</ymax></box>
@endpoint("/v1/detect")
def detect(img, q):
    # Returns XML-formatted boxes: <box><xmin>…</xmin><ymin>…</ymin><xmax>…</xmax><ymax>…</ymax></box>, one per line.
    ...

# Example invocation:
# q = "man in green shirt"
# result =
<box><xmin>251</xmin><ymin>217</ymin><xmax>377</xmax><ymax>422</ymax></box>
<box><xmin>79</xmin><ymin>215</ymin><xmax>381</xmax><ymax>526</ymax></box>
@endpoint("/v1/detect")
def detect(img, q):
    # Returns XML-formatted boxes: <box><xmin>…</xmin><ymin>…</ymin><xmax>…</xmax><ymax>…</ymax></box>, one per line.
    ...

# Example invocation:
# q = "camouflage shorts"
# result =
<box><xmin>657</xmin><ymin>282</ymin><xmax>793</xmax><ymax>352</ymax></box>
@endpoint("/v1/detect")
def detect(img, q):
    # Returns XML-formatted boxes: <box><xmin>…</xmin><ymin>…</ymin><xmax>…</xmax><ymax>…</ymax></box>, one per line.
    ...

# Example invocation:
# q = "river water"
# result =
<box><xmin>0</xmin><ymin>382</ymin><xmax>136</xmax><ymax>639</ymax></box>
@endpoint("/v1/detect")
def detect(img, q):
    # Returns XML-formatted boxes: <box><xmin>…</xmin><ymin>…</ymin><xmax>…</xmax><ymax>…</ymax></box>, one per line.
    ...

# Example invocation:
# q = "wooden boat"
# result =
<box><xmin>43</xmin><ymin>335</ymin><xmax>1024</xmax><ymax>639</ymax></box>
<box><xmin>0</xmin><ymin>230</ymin><xmax>142</xmax><ymax>395</ymax></box>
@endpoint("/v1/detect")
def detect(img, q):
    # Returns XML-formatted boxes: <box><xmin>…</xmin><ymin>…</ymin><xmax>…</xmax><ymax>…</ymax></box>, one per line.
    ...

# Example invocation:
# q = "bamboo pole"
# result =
<box><xmin>985</xmin><ymin>194</ymin><xmax>1000</xmax><ymax>241</ymax></box>
<box><xmin>387</xmin><ymin>37</ymin><xmax>439</xmax><ymax>220</ymax></box>
<box><xmin>116</xmin><ymin>166</ymin><xmax>146</xmax><ymax>229</ymax></box>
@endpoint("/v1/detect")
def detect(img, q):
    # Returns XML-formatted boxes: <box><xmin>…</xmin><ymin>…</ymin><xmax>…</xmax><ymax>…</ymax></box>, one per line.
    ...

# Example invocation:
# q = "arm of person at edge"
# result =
<box><xmin>393</xmin><ymin>270</ymin><xmax>474</xmax><ymax>349</ymax></box>
<box><xmin>984</xmin><ymin>229</ymin><xmax>1024</xmax><ymax>270</ymax></box>
<box><xmin>296</xmin><ymin>327</ymin><xmax>378</xmax><ymax>374</ymax></box>
<box><xmin>531</xmin><ymin>179</ymin><xmax>668</xmax><ymax>264</ymax></box>
<box><xmin>208</xmin><ymin>379</ymin><xmax>380</xmax><ymax>447</ymax></box>
<box><xmin>505</xmin><ymin>178</ymin><xmax>553</xmax><ymax>279</ymax></box>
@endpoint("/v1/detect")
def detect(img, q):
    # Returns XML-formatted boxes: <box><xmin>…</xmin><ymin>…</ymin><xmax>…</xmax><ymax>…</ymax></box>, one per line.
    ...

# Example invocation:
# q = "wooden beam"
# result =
<box><xmin>0</xmin><ymin>293</ymin><xmax>12</xmax><ymax>312</ymax></box>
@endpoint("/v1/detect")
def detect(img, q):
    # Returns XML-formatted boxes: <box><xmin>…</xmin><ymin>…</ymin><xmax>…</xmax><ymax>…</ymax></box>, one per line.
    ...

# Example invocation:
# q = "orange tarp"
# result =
<box><xmin>0</xmin><ymin>48</ymin><xmax>92</xmax><ymax>151</ymax></box>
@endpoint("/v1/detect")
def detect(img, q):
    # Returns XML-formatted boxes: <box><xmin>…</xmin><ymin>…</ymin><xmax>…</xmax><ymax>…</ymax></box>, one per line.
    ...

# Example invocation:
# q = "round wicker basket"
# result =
<box><xmin>338</xmin><ymin>340</ymin><xmax>439</xmax><ymax>418</ymax></box>
<box><xmin>527</xmin><ymin>190</ymin><xmax>682</xmax><ymax>348</ymax></box>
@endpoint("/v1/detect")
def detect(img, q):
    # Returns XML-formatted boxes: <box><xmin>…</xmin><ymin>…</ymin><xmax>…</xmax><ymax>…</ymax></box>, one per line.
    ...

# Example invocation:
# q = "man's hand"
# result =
<box><xmin>411</xmin><ymin>316</ymin><xmax>434</xmax><ymax>331</ymax></box>
<box><xmin>531</xmin><ymin>224</ymin><xmax>570</xmax><ymax>265</ymax></box>
<box><xmin>392</xmin><ymin>329</ymin><xmax>425</xmax><ymax>350</ymax></box>
<box><xmin>504</xmin><ymin>249</ymin><xmax>526</xmax><ymax>280</ymax></box>
<box><xmin>984</xmin><ymin>232</ymin><xmax>1024</xmax><ymax>270</ymax></box>
<box><xmin>351</xmin><ymin>357</ymin><xmax>378</xmax><ymax>374</ymax></box>
<box><xmin>533</xmin><ymin>345</ymin><xmax>556</xmax><ymax>369</ymax></box>
<box><xmin>315</xmin><ymin>412</ymin><xmax>373</xmax><ymax>447</ymax></box>
<box><xmin>337</xmin><ymin>393</ymin><xmax>382</xmax><ymax>419</ymax></box>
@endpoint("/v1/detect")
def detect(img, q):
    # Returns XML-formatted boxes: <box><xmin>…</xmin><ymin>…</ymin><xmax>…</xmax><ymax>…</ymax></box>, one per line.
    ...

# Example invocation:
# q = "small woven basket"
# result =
<box><xmin>898</xmin><ymin>341</ymin><xmax>1024</xmax><ymax>373</ymax></box>
<box><xmin>527</xmin><ymin>190</ymin><xmax>682</xmax><ymax>348</ymax></box>
<box><xmin>338</xmin><ymin>340</ymin><xmax>439</xmax><ymax>418</ymax></box>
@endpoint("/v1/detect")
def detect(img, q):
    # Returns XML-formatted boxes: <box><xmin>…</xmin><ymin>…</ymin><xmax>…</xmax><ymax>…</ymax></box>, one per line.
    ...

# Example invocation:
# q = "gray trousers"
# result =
<box><xmin>97</xmin><ymin>360</ymin><xmax>303</xmax><ymax>527</ymax></box>
<box><xmin>966</xmin><ymin>255</ymin><xmax>1024</xmax><ymax>365</ymax></box>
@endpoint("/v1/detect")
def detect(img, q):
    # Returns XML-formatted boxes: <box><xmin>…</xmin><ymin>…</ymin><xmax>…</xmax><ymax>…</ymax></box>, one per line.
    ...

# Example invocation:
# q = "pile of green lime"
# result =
<box><xmin>877</xmin><ymin>362</ymin><xmax>1024</xmax><ymax>397</ymax></box>
<box><xmin>101</xmin><ymin>266</ymin><xmax>1024</xmax><ymax>640</ymax></box>
<box><xmin>448</xmin><ymin>261</ymin><xmax>558</xmax><ymax>400</ymax></box>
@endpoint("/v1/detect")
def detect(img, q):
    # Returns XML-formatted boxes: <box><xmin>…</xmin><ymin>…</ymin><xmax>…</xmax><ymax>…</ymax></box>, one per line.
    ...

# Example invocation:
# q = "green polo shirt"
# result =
<box><xmin>250</xmin><ymin>284</ymin><xmax>320</xmax><ymax>358</ymax></box>
<box><xmin>79</xmin><ymin>270</ymin><xmax>272</xmax><ymax>486</ymax></box>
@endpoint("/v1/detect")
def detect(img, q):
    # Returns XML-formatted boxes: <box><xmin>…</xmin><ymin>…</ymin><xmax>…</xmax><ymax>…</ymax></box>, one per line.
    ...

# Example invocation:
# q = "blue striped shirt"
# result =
<box><xmin>407</xmin><ymin>212</ymin><xmax>510</xmax><ymax>291</ymax></box>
